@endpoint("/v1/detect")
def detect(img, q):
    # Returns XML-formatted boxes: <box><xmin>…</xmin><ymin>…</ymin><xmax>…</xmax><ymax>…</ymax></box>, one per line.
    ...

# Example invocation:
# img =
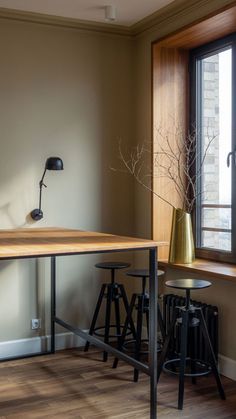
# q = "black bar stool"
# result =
<box><xmin>84</xmin><ymin>261</ymin><xmax>136</xmax><ymax>361</ymax></box>
<box><xmin>157</xmin><ymin>278</ymin><xmax>226</xmax><ymax>410</ymax></box>
<box><xmin>113</xmin><ymin>268</ymin><xmax>166</xmax><ymax>382</ymax></box>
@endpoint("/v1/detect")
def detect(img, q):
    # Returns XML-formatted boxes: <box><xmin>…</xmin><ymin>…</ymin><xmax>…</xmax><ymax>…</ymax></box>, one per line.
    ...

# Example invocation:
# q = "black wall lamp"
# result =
<box><xmin>31</xmin><ymin>157</ymin><xmax>64</xmax><ymax>221</ymax></box>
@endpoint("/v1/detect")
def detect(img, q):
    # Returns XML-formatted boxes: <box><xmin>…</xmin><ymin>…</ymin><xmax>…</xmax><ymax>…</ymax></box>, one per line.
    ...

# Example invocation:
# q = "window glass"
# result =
<box><xmin>198</xmin><ymin>48</ymin><xmax>232</xmax><ymax>251</ymax></box>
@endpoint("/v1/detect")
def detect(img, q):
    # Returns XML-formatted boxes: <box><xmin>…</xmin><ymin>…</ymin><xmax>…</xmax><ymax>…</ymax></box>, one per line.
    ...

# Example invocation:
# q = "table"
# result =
<box><xmin>0</xmin><ymin>227</ymin><xmax>161</xmax><ymax>419</ymax></box>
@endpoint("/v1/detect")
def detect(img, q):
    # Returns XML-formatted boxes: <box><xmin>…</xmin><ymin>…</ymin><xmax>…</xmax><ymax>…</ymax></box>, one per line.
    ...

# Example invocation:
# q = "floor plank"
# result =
<box><xmin>0</xmin><ymin>348</ymin><xmax>235</xmax><ymax>418</ymax></box>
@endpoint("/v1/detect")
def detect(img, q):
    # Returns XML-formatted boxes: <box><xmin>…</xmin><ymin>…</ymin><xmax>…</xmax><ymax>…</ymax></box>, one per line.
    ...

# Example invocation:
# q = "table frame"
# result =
<box><xmin>0</xmin><ymin>246</ymin><xmax>158</xmax><ymax>419</ymax></box>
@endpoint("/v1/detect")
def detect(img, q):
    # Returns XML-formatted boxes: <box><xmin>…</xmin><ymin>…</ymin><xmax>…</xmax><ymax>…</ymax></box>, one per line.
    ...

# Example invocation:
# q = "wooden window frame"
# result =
<box><xmin>152</xmin><ymin>3</ymin><xmax>236</xmax><ymax>262</ymax></box>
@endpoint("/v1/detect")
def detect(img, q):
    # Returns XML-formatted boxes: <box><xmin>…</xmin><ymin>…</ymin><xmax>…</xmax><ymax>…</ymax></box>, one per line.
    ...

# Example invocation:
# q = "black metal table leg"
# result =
<box><xmin>51</xmin><ymin>256</ymin><xmax>56</xmax><ymax>354</ymax></box>
<box><xmin>134</xmin><ymin>295</ymin><xmax>144</xmax><ymax>382</ymax></box>
<box><xmin>49</xmin><ymin>246</ymin><xmax>159</xmax><ymax>419</ymax></box>
<box><xmin>146</xmin><ymin>299</ymin><xmax>149</xmax><ymax>339</ymax></box>
<box><xmin>149</xmin><ymin>247</ymin><xmax>158</xmax><ymax>419</ymax></box>
<box><xmin>158</xmin><ymin>305</ymin><xmax>166</xmax><ymax>341</ymax></box>
<box><xmin>114</xmin><ymin>285</ymin><xmax>121</xmax><ymax>349</ymax></box>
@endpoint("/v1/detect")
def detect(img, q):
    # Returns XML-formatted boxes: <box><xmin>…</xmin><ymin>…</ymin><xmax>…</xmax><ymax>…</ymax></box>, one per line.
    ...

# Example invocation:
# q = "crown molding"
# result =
<box><xmin>0</xmin><ymin>7</ymin><xmax>131</xmax><ymax>37</ymax></box>
<box><xmin>131</xmin><ymin>0</ymin><xmax>236</xmax><ymax>36</ymax></box>
<box><xmin>0</xmin><ymin>0</ymin><xmax>235</xmax><ymax>38</ymax></box>
<box><xmin>131</xmin><ymin>0</ymin><xmax>190</xmax><ymax>35</ymax></box>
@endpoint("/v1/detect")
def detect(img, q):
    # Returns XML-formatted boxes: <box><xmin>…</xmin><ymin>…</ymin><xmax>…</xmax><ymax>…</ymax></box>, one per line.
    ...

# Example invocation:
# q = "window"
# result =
<box><xmin>190</xmin><ymin>34</ymin><xmax>236</xmax><ymax>262</ymax></box>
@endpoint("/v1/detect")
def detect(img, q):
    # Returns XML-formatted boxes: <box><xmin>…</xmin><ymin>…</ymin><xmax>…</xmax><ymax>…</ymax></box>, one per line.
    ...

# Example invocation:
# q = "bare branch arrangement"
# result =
<box><xmin>112</xmin><ymin>126</ymin><xmax>216</xmax><ymax>214</ymax></box>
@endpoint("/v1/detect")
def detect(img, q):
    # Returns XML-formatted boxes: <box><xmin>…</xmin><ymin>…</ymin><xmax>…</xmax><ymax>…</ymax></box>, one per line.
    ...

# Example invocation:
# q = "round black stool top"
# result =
<box><xmin>126</xmin><ymin>269</ymin><xmax>165</xmax><ymax>278</ymax></box>
<box><xmin>95</xmin><ymin>262</ymin><xmax>130</xmax><ymax>270</ymax></box>
<box><xmin>166</xmin><ymin>278</ymin><xmax>212</xmax><ymax>290</ymax></box>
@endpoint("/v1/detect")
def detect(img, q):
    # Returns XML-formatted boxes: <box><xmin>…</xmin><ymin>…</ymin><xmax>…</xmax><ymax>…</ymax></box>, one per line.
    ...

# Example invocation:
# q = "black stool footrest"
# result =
<box><xmin>93</xmin><ymin>325</ymin><xmax>133</xmax><ymax>339</ymax></box>
<box><xmin>163</xmin><ymin>357</ymin><xmax>211</xmax><ymax>377</ymax></box>
<box><xmin>123</xmin><ymin>339</ymin><xmax>163</xmax><ymax>355</ymax></box>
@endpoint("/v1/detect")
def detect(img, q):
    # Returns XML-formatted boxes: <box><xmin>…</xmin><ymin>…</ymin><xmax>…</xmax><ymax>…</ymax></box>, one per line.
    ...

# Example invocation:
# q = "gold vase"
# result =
<box><xmin>168</xmin><ymin>208</ymin><xmax>195</xmax><ymax>264</ymax></box>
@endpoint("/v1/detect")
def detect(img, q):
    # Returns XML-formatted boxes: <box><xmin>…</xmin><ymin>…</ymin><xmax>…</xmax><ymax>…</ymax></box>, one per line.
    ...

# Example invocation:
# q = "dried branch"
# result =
<box><xmin>112</xmin><ymin>126</ymin><xmax>217</xmax><ymax>214</ymax></box>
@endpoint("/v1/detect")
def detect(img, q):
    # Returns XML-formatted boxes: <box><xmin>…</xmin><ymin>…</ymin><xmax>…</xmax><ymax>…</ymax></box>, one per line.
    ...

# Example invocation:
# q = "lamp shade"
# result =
<box><xmin>45</xmin><ymin>157</ymin><xmax>64</xmax><ymax>171</ymax></box>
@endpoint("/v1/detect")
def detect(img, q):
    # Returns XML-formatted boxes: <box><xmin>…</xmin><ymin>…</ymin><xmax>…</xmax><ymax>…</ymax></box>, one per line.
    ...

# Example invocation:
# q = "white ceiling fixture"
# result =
<box><xmin>105</xmin><ymin>5</ymin><xmax>116</xmax><ymax>22</ymax></box>
<box><xmin>0</xmin><ymin>0</ymin><xmax>176</xmax><ymax>27</ymax></box>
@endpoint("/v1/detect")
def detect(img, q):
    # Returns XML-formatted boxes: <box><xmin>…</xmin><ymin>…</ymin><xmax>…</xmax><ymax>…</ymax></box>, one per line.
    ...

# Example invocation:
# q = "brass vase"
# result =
<box><xmin>168</xmin><ymin>208</ymin><xmax>195</xmax><ymax>264</ymax></box>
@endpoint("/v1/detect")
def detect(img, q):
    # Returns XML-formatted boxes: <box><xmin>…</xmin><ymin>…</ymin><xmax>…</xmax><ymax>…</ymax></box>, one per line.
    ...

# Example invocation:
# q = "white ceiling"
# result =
<box><xmin>0</xmin><ymin>0</ymin><xmax>175</xmax><ymax>26</ymax></box>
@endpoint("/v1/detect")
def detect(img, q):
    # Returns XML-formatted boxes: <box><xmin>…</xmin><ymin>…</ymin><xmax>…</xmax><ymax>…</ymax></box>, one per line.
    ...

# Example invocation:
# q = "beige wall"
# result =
<box><xmin>0</xmin><ymin>19</ymin><xmax>135</xmax><ymax>341</ymax></box>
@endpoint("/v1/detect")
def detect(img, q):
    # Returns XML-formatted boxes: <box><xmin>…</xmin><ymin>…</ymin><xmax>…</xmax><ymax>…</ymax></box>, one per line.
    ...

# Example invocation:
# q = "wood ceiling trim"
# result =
<box><xmin>154</xmin><ymin>3</ymin><xmax>236</xmax><ymax>49</ymax></box>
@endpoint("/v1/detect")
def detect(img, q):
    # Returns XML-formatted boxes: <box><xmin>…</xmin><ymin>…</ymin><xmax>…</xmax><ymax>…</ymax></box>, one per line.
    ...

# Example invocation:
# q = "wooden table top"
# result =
<box><xmin>0</xmin><ymin>228</ymin><xmax>163</xmax><ymax>259</ymax></box>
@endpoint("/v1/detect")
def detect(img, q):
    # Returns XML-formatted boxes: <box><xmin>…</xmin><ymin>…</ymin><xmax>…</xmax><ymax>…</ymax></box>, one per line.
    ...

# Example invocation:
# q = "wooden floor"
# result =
<box><xmin>0</xmin><ymin>348</ymin><xmax>236</xmax><ymax>418</ymax></box>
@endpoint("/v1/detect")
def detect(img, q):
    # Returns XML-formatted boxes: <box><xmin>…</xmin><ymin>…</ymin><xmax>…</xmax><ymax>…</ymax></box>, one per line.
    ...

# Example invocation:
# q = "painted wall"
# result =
<box><xmin>0</xmin><ymin>19</ymin><xmax>135</xmax><ymax>342</ymax></box>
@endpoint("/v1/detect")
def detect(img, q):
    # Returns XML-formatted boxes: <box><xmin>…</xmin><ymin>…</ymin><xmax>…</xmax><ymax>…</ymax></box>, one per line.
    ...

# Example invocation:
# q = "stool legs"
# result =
<box><xmin>112</xmin><ymin>293</ymin><xmax>137</xmax><ymax>369</ymax></box>
<box><xmin>157</xmin><ymin>306</ymin><xmax>225</xmax><ymax>410</ymax></box>
<box><xmin>157</xmin><ymin>307</ymin><xmax>178</xmax><ymax>382</ymax></box>
<box><xmin>112</xmin><ymin>293</ymin><xmax>148</xmax><ymax>379</ymax></box>
<box><xmin>114</xmin><ymin>297</ymin><xmax>166</xmax><ymax>381</ymax></box>
<box><xmin>158</xmin><ymin>304</ymin><xmax>166</xmax><ymax>341</ymax></box>
<box><xmin>199</xmin><ymin>308</ymin><xmax>225</xmax><ymax>400</ymax></box>
<box><xmin>134</xmin><ymin>295</ymin><xmax>145</xmax><ymax>382</ymax></box>
<box><xmin>178</xmin><ymin>309</ymin><xmax>189</xmax><ymax>410</ymax></box>
<box><xmin>84</xmin><ymin>284</ymin><xmax>106</xmax><ymax>352</ymax></box>
<box><xmin>103</xmin><ymin>284</ymin><xmax>113</xmax><ymax>361</ymax></box>
<box><xmin>189</xmin><ymin>327</ymin><xmax>197</xmax><ymax>385</ymax></box>
<box><xmin>133</xmin><ymin>295</ymin><xmax>164</xmax><ymax>382</ymax></box>
<box><xmin>119</xmin><ymin>284</ymin><xmax>137</xmax><ymax>338</ymax></box>
<box><xmin>85</xmin><ymin>281</ymin><xmax>136</xmax><ymax>362</ymax></box>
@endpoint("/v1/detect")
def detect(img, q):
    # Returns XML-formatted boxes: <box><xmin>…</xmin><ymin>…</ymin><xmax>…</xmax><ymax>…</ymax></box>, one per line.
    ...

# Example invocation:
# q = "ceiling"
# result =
<box><xmin>0</xmin><ymin>0</ymin><xmax>176</xmax><ymax>27</ymax></box>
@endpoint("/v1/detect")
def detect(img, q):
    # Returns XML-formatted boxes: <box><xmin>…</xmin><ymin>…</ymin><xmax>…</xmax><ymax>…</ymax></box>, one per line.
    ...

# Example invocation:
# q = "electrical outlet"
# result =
<box><xmin>31</xmin><ymin>318</ymin><xmax>41</xmax><ymax>330</ymax></box>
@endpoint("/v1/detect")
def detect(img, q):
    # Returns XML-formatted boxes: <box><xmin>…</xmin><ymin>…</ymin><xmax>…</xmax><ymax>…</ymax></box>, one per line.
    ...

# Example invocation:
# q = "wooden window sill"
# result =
<box><xmin>159</xmin><ymin>258</ymin><xmax>236</xmax><ymax>282</ymax></box>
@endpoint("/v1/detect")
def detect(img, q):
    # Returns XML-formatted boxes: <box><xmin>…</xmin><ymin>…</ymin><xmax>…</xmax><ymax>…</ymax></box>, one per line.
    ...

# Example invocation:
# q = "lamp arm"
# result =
<box><xmin>31</xmin><ymin>156</ymin><xmax>63</xmax><ymax>221</ymax></box>
<box><xmin>38</xmin><ymin>168</ymin><xmax>47</xmax><ymax>211</ymax></box>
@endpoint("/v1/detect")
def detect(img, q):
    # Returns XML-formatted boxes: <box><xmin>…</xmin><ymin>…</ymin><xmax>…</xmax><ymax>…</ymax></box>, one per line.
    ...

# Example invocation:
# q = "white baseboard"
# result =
<box><xmin>218</xmin><ymin>354</ymin><xmax>236</xmax><ymax>381</ymax></box>
<box><xmin>1</xmin><ymin>334</ymin><xmax>236</xmax><ymax>382</ymax></box>
<box><xmin>0</xmin><ymin>331</ymin><xmax>88</xmax><ymax>360</ymax></box>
